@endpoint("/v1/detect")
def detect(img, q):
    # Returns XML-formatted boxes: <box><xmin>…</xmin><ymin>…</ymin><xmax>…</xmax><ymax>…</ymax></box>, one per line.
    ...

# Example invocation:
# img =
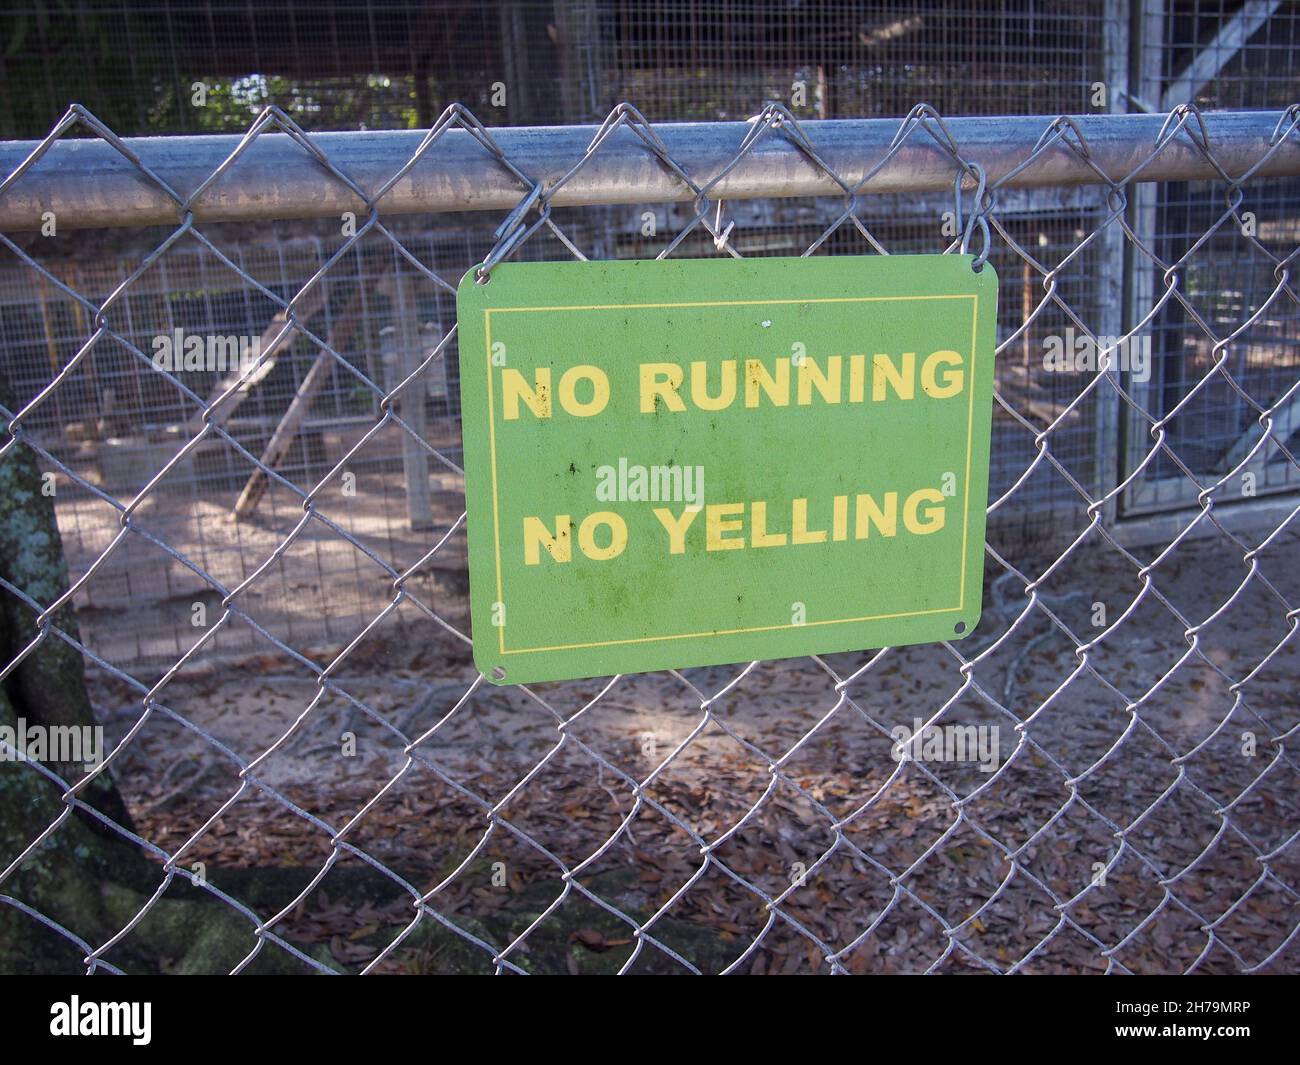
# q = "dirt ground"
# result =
<box><xmin>73</xmin><ymin>515</ymin><xmax>1300</xmax><ymax>974</ymax></box>
<box><xmin>55</xmin><ymin>430</ymin><xmax>470</xmax><ymax>666</ymax></box>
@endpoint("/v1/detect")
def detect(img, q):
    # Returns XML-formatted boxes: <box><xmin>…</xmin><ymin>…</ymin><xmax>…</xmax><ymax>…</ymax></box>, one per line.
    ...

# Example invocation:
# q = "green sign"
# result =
<box><xmin>456</xmin><ymin>255</ymin><xmax>998</xmax><ymax>685</ymax></box>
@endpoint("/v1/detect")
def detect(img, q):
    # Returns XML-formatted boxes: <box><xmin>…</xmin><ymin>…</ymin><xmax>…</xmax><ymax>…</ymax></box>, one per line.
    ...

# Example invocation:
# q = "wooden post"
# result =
<box><xmin>499</xmin><ymin>1</ymin><xmax>533</xmax><ymax>124</ymax></box>
<box><xmin>1123</xmin><ymin>0</ymin><xmax>1165</xmax><ymax>511</ymax></box>
<box><xmin>1093</xmin><ymin>0</ymin><xmax>1131</xmax><ymax>525</ymax></box>
<box><xmin>553</xmin><ymin>0</ymin><xmax>605</xmax><ymax>121</ymax></box>
<box><xmin>392</xmin><ymin>271</ymin><xmax>433</xmax><ymax>531</ymax></box>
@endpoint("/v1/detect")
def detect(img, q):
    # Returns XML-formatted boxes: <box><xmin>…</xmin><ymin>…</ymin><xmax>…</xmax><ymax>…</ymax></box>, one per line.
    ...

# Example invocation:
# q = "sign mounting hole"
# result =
<box><xmin>954</xmin><ymin>621</ymin><xmax>967</xmax><ymax>634</ymax></box>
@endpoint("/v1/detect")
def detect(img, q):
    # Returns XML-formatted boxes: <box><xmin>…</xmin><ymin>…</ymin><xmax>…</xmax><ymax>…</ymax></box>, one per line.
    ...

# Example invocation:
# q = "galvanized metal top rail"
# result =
<box><xmin>0</xmin><ymin>108</ymin><xmax>1296</xmax><ymax>231</ymax></box>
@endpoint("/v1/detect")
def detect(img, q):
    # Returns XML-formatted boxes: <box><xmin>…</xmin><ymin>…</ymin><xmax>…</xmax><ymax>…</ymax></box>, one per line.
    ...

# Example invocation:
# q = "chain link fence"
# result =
<box><xmin>0</xmin><ymin>99</ymin><xmax>1298</xmax><ymax>974</ymax></box>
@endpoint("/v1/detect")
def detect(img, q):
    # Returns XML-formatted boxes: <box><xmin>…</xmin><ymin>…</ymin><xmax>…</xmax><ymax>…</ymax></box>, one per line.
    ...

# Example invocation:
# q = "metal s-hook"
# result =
<box><xmin>954</xmin><ymin>162</ymin><xmax>991</xmax><ymax>271</ymax></box>
<box><xmin>475</xmin><ymin>183</ymin><xmax>545</xmax><ymax>284</ymax></box>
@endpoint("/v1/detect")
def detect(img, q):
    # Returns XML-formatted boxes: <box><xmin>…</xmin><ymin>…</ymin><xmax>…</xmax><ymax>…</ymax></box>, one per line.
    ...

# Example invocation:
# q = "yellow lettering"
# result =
<box><xmin>690</xmin><ymin>360</ymin><xmax>737</xmax><ymax>411</ymax></box>
<box><xmin>797</xmin><ymin>355</ymin><xmax>842</xmax><ymax>405</ymax></box>
<box><xmin>653</xmin><ymin>506</ymin><xmax>701</xmax><ymax>554</ymax></box>
<box><xmin>706</xmin><ymin>503</ymin><xmax>746</xmax><ymax>550</ymax></box>
<box><xmin>578</xmin><ymin>511</ymin><xmax>627</xmax><ymax>559</ymax></box>
<box><xmin>903</xmin><ymin>488</ymin><xmax>946</xmax><ymax>534</ymax></box>
<box><xmin>872</xmin><ymin>352</ymin><xmax>915</xmax><ymax>401</ymax></box>
<box><xmin>855</xmin><ymin>492</ymin><xmax>897</xmax><ymax>537</ymax></box>
<box><xmin>558</xmin><ymin>365</ymin><xmax>609</xmax><ymax>416</ymax></box>
<box><xmin>791</xmin><ymin>498</ymin><xmax>827</xmax><ymax>544</ymax></box>
<box><xmin>832</xmin><ymin>495</ymin><xmax>848</xmax><ymax>541</ymax></box>
<box><xmin>744</xmin><ymin>358</ymin><xmax>790</xmax><ymax>408</ymax></box>
<box><xmin>849</xmin><ymin>354</ymin><xmax>866</xmax><ymax>402</ymax></box>
<box><xmin>751</xmin><ymin>501</ymin><xmax>787</xmax><ymax>547</ymax></box>
<box><xmin>921</xmin><ymin>350</ymin><xmax>964</xmax><ymax>398</ymax></box>
<box><xmin>640</xmin><ymin>363</ymin><xmax>686</xmax><ymax>413</ymax></box>
<box><xmin>523</xmin><ymin>515</ymin><xmax>570</xmax><ymax>564</ymax></box>
<box><xmin>502</xmin><ymin>368</ymin><xmax>551</xmax><ymax>420</ymax></box>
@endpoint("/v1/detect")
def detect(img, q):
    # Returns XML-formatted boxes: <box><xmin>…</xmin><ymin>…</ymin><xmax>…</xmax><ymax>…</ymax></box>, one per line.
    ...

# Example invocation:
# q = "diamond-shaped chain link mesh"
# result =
<box><xmin>1</xmin><ymin>100</ymin><xmax>1298</xmax><ymax>974</ymax></box>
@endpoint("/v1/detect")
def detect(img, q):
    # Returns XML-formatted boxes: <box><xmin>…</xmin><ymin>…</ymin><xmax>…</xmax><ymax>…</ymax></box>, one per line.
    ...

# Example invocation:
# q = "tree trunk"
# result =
<box><xmin>0</xmin><ymin>373</ymin><xmax>327</xmax><ymax>973</ymax></box>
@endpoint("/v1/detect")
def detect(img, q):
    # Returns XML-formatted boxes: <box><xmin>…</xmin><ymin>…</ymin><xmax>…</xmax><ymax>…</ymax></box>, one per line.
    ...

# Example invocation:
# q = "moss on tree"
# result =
<box><xmin>0</xmin><ymin>373</ymin><xmax>337</xmax><ymax>974</ymax></box>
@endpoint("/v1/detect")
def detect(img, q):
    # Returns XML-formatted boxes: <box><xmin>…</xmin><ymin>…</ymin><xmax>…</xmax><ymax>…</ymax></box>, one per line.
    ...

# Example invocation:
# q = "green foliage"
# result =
<box><xmin>2</xmin><ymin>2</ymin><xmax>426</xmax><ymax>137</ymax></box>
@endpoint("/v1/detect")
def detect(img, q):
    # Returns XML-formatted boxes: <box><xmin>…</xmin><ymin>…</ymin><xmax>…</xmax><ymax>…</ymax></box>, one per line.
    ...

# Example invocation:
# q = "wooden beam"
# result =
<box><xmin>1217</xmin><ymin>388</ymin><xmax>1300</xmax><ymax>483</ymax></box>
<box><xmin>1161</xmin><ymin>0</ymin><xmax>1280</xmax><ymax>109</ymax></box>
<box><xmin>230</xmin><ymin>281</ymin><xmax>370</xmax><ymax>521</ymax></box>
<box><xmin>191</xmin><ymin>283</ymin><xmax>327</xmax><ymax>432</ymax></box>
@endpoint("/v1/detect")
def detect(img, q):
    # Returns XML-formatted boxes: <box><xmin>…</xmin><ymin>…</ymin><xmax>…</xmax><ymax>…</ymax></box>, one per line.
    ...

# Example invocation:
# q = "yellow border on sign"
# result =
<box><xmin>483</xmin><ymin>293</ymin><xmax>980</xmax><ymax>656</ymax></box>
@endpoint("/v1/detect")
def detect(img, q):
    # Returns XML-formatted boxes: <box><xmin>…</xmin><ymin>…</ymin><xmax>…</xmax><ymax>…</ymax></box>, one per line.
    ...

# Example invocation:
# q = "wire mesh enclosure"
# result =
<box><xmin>8</xmin><ymin>0</ymin><xmax>1297</xmax><ymax>141</ymax></box>
<box><xmin>0</xmin><ymin>1</ymin><xmax>1120</xmax><ymax>135</ymax></box>
<box><xmin>0</xmin><ymin>94</ymin><xmax>1297</xmax><ymax>974</ymax></box>
<box><xmin>1</xmin><ymin>0</ymin><xmax>1298</xmax><ymax>977</ymax></box>
<box><xmin>3</xmin><ymin>0</ymin><xmax>1297</xmax><ymax>656</ymax></box>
